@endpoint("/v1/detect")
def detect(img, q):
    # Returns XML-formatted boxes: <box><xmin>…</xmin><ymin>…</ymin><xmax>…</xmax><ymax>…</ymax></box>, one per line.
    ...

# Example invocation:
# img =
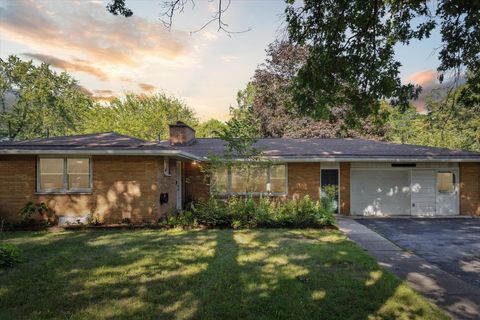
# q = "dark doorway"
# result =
<box><xmin>321</xmin><ymin>169</ymin><xmax>339</xmax><ymax>213</ymax></box>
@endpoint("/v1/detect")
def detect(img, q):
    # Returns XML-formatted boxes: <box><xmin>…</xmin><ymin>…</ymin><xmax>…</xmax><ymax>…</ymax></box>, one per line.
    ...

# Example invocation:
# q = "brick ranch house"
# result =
<box><xmin>0</xmin><ymin>122</ymin><xmax>479</xmax><ymax>224</ymax></box>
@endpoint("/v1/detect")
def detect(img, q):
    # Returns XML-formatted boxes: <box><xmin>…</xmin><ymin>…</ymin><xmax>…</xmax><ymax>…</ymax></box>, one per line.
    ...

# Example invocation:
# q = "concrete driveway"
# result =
<box><xmin>356</xmin><ymin>218</ymin><xmax>480</xmax><ymax>288</ymax></box>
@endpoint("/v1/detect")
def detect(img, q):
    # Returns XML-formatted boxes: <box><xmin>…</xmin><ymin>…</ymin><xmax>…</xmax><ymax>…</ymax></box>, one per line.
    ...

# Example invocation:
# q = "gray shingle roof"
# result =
<box><xmin>1</xmin><ymin>133</ymin><xmax>479</xmax><ymax>160</ymax></box>
<box><xmin>0</xmin><ymin>132</ymin><xmax>172</xmax><ymax>151</ymax></box>
<box><xmin>159</xmin><ymin>138</ymin><xmax>480</xmax><ymax>160</ymax></box>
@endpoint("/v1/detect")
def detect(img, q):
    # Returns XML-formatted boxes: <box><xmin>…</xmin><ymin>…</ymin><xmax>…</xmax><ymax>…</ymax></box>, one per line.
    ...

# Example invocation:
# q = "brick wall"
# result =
<box><xmin>339</xmin><ymin>162</ymin><xmax>351</xmax><ymax>215</ymax></box>
<box><xmin>460</xmin><ymin>162</ymin><xmax>480</xmax><ymax>216</ymax></box>
<box><xmin>287</xmin><ymin>163</ymin><xmax>320</xmax><ymax>200</ymax></box>
<box><xmin>158</xmin><ymin>158</ymin><xmax>178</xmax><ymax>216</ymax></box>
<box><xmin>0</xmin><ymin>155</ymin><xmax>178</xmax><ymax>223</ymax></box>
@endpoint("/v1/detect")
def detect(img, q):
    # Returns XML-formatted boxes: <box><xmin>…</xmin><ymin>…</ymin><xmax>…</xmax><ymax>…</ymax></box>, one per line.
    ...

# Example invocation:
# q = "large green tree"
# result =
<box><xmin>0</xmin><ymin>55</ymin><xmax>93</xmax><ymax>140</ymax></box>
<box><xmin>82</xmin><ymin>93</ymin><xmax>198</xmax><ymax>141</ymax></box>
<box><xmin>285</xmin><ymin>0</ymin><xmax>480</xmax><ymax>121</ymax></box>
<box><xmin>239</xmin><ymin>41</ymin><xmax>389</xmax><ymax>139</ymax></box>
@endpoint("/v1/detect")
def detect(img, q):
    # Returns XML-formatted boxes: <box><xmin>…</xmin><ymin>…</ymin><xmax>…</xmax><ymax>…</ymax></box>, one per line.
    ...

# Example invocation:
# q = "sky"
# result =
<box><xmin>0</xmin><ymin>0</ymin><xmax>444</xmax><ymax>120</ymax></box>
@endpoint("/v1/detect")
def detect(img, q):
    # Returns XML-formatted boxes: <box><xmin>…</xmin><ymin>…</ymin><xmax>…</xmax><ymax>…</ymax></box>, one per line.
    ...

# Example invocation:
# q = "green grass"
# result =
<box><xmin>0</xmin><ymin>229</ymin><xmax>448</xmax><ymax>320</ymax></box>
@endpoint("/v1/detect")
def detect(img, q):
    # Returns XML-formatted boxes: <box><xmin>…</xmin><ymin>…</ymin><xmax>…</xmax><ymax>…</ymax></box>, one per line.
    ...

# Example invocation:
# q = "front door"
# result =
<box><xmin>176</xmin><ymin>160</ymin><xmax>182</xmax><ymax>210</ymax></box>
<box><xmin>321</xmin><ymin>169</ymin><xmax>339</xmax><ymax>213</ymax></box>
<box><xmin>436</xmin><ymin>170</ymin><xmax>458</xmax><ymax>215</ymax></box>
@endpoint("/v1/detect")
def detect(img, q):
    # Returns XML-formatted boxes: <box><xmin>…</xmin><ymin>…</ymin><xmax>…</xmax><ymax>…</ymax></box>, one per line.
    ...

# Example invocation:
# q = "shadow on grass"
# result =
<box><xmin>0</xmin><ymin>229</ymin><xmax>446</xmax><ymax>319</ymax></box>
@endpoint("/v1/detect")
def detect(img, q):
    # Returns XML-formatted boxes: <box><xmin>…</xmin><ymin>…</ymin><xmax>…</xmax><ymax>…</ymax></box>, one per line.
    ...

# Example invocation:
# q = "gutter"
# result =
<box><xmin>1</xmin><ymin>150</ymin><xmax>479</xmax><ymax>163</ymax></box>
<box><xmin>199</xmin><ymin>156</ymin><xmax>480</xmax><ymax>163</ymax></box>
<box><xmin>0</xmin><ymin>149</ymin><xmax>203</xmax><ymax>161</ymax></box>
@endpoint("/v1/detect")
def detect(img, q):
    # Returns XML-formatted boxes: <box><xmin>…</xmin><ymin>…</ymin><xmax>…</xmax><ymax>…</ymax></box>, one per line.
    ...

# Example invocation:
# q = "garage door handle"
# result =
<box><xmin>412</xmin><ymin>203</ymin><xmax>415</xmax><ymax>207</ymax></box>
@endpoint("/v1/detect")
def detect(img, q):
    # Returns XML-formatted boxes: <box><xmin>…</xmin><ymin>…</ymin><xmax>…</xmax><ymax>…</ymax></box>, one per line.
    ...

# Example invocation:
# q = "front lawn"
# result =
<box><xmin>0</xmin><ymin>229</ymin><xmax>447</xmax><ymax>320</ymax></box>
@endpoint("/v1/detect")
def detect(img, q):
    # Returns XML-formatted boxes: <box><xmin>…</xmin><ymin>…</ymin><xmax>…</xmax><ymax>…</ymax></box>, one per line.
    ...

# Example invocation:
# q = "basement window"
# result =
<box><xmin>37</xmin><ymin>157</ymin><xmax>91</xmax><ymax>193</ymax></box>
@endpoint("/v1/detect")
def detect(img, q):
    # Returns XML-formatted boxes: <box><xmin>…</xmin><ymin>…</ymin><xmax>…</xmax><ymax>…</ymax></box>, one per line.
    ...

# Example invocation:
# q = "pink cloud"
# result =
<box><xmin>23</xmin><ymin>53</ymin><xmax>109</xmax><ymax>80</ymax></box>
<box><xmin>405</xmin><ymin>69</ymin><xmax>438</xmax><ymax>87</ymax></box>
<box><xmin>0</xmin><ymin>0</ymin><xmax>188</xmax><ymax>67</ymax></box>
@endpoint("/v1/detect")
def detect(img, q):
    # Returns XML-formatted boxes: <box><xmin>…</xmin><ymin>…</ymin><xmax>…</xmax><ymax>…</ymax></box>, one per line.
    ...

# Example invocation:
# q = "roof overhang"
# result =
<box><xmin>1</xmin><ymin>150</ymin><xmax>479</xmax><ymax>163</ymax></box>
<box><xmin>0</xmin><ymin>149</ymin><xmax>203</xmax><ymax>161</ymax></box>
<box><xmin>198</xmin><ymin>156</ymin><xmax>480</xmax><ymax>162</ymax></box>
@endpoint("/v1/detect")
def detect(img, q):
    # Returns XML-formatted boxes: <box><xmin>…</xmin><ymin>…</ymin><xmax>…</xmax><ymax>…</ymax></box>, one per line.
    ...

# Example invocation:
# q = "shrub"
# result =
<box><xmin>168</xmin><ymin>195</ymin><xmax>336</xmax><ymax>229</ymax></box>
<box><xmin>0</xmin><ymin>243</ymin><xmax>21</xmax><ymax>268</ymax></box>
<box><xmin>18</xmin><ymin>202</ymin><xmax>56</xmax><ymax>227</ymax></box>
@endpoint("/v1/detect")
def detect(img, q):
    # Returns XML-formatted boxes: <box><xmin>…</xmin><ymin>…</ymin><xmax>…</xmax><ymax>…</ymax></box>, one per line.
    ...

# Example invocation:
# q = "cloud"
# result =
<box><xmin>138</xmin><ymin>83</ymin><xmax>157</xmax><ymax>92</ymax></box>
<box><xmin>405</xmin><ymin>69</ymin><xmax>438</xmax><ymax>87</ymax></box>
<box><xmin>75</xmin><ymin>85</ymin><xmax>116</xmax><ymax>102</ymax></box>
<box><xmin>220</xmin><ymin>55</ymin><xmax>240</xmax><ymax>62</ymax></box>
<box><xmin>404</xmin><ymin>69</ymin><xmax>466</xmax><ymax>112</ymax></box>
<box><xmin>94</xmin><ymin>89</ymin><xmax>116</xmax><ymax>95</ymax></box>
<box><xmin>23</xmin><ymin>53</ymin><xmax>109</xmax><ymax>80</ymax></box>
<box><xmin>94</xmin><ymin>95</ymin><xmax>117</xmax><ymax>103</ymax></box>
<box><xmin>0</xmin><ymin>0</ymin><xmax>188</xmax><ymax>67</ymax></box>
<box><xmin>202</xmin><ymin>31</ymin><xmax>219</xmax><ymax>41</ymax></box>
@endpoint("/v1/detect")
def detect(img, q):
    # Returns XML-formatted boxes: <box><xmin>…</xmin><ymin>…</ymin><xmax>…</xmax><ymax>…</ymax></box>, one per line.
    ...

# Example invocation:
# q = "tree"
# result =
<box><xmin>207</xmin><ymin>103</ymin><xmax>267</xmax><ymax>196</ymax></box>
<box><xmin>239</xmin><ymin>41</ymin><xmax>388</xmax><ymax>139</ymax></box>
<box><xmin>386</xmin><ymin>70</ymin><xmax>480</xmax><ymax>152</ymax></box>
<box><xmin>0</xmin><ymin>55</ymin><xmax>93</xmax><ymax>140</ymax></box>
<box><xmin>82</xmin><ymin>92</ymin><xmax>198</xmax><ymax>141</ymax></box>
<box><xmin>285</xmin><ymin>0</ymin><xmax>480</xmax><ymax>121</ymax></box>
<box><xmin>195</xmin><ymin>119</ymin><xmax>227</xmax><ymax>138</ymax></box>
<box><xmin>106</xmin><ymin>1</ymin><xmax>479</xmax><ymax>120</ymax></box>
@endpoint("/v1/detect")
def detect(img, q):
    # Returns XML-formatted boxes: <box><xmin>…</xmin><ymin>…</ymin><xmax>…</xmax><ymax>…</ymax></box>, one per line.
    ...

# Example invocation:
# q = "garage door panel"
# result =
<box><xmin>411</xmin><ymin>170</ymin><xmax>436</xmax><ymax>216</ymax></box>
<box><xmin>351</xmin><ymin>170</ymin><xmax>411</xmax><ymax>216</ymax></box>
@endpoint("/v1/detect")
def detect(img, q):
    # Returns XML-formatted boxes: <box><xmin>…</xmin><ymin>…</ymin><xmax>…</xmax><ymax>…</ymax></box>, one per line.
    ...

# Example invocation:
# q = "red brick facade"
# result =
<box><xmin>460</xmin><ymin>162</ymin><xmax>480</xmax><ymax>216</ymax></box>
<box><xmin>2</xmin><ymin>156</ymin><xmax>479</xmax><ymax>221</ymax></box>
<box><xmin>0</xmin><ymin>155</ymin><xmax>179</xmax><ymax>223</ymax></box>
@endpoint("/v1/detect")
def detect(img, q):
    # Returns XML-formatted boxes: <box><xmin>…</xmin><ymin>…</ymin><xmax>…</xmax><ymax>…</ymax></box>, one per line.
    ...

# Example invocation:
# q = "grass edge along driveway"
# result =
<box><xmin>0</xmin><ymin>229</ymin><xmax>449</xmax><ymax>320</ymax></box>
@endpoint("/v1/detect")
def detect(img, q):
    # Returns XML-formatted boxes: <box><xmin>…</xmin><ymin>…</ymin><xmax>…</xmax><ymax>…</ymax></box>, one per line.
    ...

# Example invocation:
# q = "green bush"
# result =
<box><xmin>167</xmin><ymin>195</ymin><xmax>336</xmax><ymax>229</ymax></box>
<box><xmin>0</xmin><ymin>243</ymin><xmax>22</xmax><ymax>268</ymax></box>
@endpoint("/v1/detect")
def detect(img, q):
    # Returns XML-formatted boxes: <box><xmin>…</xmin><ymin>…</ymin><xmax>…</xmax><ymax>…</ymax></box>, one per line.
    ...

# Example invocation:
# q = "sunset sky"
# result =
<box><xmin>0</xmin><ymin>0</ymin><xmax>444</xmax><ymax>120</ymax></box>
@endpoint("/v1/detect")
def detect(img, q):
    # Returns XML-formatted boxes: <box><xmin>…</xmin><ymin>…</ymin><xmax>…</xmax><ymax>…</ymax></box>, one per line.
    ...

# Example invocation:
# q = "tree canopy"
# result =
<box><xmin>285</xmin><ymin>0</ymin><xmax>480</xmax><ymax>120</ymax></box>
<box><xmin>82</xmin><ymin>93</ymin><xmax>198</xmax><ymax>141</ymax></box>
<box><xmin>237</xmin><ymin>41</ymin><xmax>388</xmax><ymax>139</ymax></box>
<box><xmin>0</xmin><ymin>55</ymin><xmax>93</xmax><ymax>140</ymax></box>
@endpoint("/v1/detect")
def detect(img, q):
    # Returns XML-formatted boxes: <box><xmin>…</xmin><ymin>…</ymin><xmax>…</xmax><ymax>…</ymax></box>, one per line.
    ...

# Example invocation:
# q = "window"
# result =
<box><xmin>39</xmin><ymin>158</ymin><xmax>64</xmax><ymax>191</ymax></box>
<box><xmin>212</xmin><ymin>167</ymin><xmax>228</xmax><ymax>193</ymax></box>
<box><xmin>38</xmin><ymin>157</ymin><xmax>91</xmax><ymax>193</ymax></box>
<box><xmin>212</xmin><ymin>164</ymin><xmax>287</xmax><ymax>195</ymax></box>
<box><xmin>163</xmin><ymin>158</ymin><xmax>171</xmax><ymax>176</ymax></box>
<box><xmin>269</xmin><ymin>165</ymin><xmax>286</xmax><ymax>194</ymax></box>
<box><xmin>437</xmin><ymin>172</ymin><xmax>455</xmax><ymax>193</ymax></box>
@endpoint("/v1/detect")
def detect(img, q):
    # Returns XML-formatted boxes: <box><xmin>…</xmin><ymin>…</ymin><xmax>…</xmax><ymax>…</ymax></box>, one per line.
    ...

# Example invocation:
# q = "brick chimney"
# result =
<box><xmin>169</xmin><ymin>121</ymin><xmax>196</xmax><ymax>146</ymax></box>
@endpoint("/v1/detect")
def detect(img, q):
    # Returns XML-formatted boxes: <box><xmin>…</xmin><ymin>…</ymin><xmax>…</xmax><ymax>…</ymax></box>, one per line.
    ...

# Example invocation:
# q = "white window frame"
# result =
<box><xmin>37</xmin><ymin>156</ymin><xmax>92</xmax><ymax>194</ymax></box>
<box><xmin>211</xmin><ymin>164</ymin><xmax>288</xmax><ymax>196</ymax></box>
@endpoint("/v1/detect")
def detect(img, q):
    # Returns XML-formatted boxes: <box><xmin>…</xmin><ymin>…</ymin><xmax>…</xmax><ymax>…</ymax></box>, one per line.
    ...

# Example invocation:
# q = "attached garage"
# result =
<box><xmin>350</xmin><ymin>163</ymin><xmax>459</xmax><ymax>216</ymax></box>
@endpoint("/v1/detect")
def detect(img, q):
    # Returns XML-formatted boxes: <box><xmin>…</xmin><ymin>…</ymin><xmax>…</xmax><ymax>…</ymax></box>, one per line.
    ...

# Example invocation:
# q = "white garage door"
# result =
<box><xmin>351</xmin><ymin>170</ymin><xmax>411</xmax><ymax>216</ymax></box>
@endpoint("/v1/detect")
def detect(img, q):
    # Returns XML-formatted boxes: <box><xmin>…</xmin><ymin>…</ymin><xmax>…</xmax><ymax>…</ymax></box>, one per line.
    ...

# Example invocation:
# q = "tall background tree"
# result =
<box><xmin>236</xmin><ymin>41</ymin><xmax>389</xmax><ymax>139</ymax></box>
<box><xmin>82</xmin><ymin>93</ymin><xmax>199</xmax><ymax>141</ymax></box>
<box><xmin>0</xmin><ymin>55</ymin><xmax>93</xmax><ymax>140</ymax></box>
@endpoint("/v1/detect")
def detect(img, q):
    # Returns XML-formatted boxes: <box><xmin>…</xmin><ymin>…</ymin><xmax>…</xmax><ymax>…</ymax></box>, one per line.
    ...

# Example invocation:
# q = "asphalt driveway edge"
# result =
<box><xmin>337</xmin><ymin>216</ymin><xmax>480</xmax><ymax>320</ymax></box>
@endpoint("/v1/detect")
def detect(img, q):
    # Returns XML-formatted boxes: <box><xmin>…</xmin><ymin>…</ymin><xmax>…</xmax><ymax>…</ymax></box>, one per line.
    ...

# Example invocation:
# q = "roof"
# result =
<box><xmin>158</xmin><ymin>138</ymin><xmax>480</xmax><ymax>161</ymax></box>
<box><xmin>0</xmin><ymin>132</ymin><xmax>200</xmax><ymax>160</ymax></box>
<box><xmin>0</xmin><ymin>132</ymin><xmax>150</xmax><ymax>150</ymax></box>
<box><xmin>1</xmin><ymin>133</ymin><xmax>479</xmax><ymax>162</ymax></box>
